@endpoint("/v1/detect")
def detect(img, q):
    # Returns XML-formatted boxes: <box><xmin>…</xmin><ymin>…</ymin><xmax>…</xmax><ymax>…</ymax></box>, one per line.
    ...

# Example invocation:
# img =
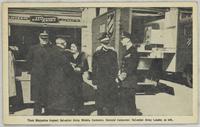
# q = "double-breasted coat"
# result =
<box><xmin>26</xmin><ymin>44</ymin><xmax>49</xmax><ymax>103</ymax></box>
<box><xmin>92</xmin><ymin>47</ymin><xmax>118</xmax><ymax>114</ymax></box>
<box><xmin>117</xmin><ymin>45</ymin><xmax>139</xmax><ymax>115</ymax></box>
<box><xmin>46</xmin><ymin>46</ymin><xmax>75</xmax><ymax>112</ymax></box>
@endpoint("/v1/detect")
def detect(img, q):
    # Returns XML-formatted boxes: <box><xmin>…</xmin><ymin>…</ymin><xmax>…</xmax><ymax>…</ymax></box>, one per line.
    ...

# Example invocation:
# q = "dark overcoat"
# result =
<box><xmin>92</xmin><ymin>48</ymin><xmax>118</xmax><ymax>110</ymax></box>
<box><xmin>26</xmin><ymin>44</ymin><xmax>49</xmax><ymax>103</ymax></box>
<box><xmin>46</xmin><ymin>46</ymin><xmax>75</xmax><ymax>112</ymax></box>
<box><xmin>69</xmin><ymin>52</ymin><xmax>89</xmax><ymax>110</ymax></box>
<box><xmin>117</xmin><ymin>45</ymin><xmax>139</xmax><ymax>115</ymax></box>
<box><xmin>120</xmin><ymin>46</ymin><xmax>139</xmax><ymax>88</ymax></box>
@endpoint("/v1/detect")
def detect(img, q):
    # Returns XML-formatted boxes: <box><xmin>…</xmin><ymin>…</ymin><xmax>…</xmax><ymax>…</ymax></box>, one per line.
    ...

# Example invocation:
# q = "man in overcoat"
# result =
<box><xmin>26</xmin><ymin>31</ymin><xmax>50</xmax><ymax>115</ymax></box>
<box><xmin>115</xmin><ymin>31</ymin><xmax>139</xmax><ymax>115</ymax></box>
<box><xmin>92</xmin><ymin>32</ymin><xmax>118</xmax><ymax>115</ymax></box>
<box><xmin>45</xmin><ymin>38</ymin><xmax>75</xmax><ymax>115</ymax></box>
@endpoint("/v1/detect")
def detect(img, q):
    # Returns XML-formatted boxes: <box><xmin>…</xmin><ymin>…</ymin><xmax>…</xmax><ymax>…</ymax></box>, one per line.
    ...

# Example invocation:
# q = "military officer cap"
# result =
<box><xmin>121</xmin><ymin>31</ymin><xmax>138</xmax><ymax>43</ymax></box>
<box><xmin>121</xmin><ymin>31</ymin><xmax>132</xmax><ymax>39</ymax></box>
<box><xmin>98</xmin><ymin>32</ymin><xmax>110</xmax><ymax>44</ymax></box>
<box><xmin>39</xmin><ymin>31</ymin><xmax>49</xmax><ymax>39</ymax></box>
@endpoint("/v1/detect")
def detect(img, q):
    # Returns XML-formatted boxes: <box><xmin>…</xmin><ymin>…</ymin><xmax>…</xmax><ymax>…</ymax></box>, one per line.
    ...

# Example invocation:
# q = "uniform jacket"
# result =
<box><xmin>92</xmin><ymin>47</ymin><xmax>118</xmax><ymax>107</ymax></box>
<box><xmin>26</xmin><ymin>44</ymin><xmax>49</xmax><ymax>102</ymax></box>
<box><xmin>120</xmin><ymin>45</ymin><xmax>139</xmax><ymax>89</ymax></box>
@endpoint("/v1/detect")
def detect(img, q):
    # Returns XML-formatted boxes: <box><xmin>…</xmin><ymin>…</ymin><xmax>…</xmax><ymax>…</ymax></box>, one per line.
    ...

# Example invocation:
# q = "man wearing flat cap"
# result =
<box><xmin>115</xmin><ymin>31</ymin><xmax>139</xmax><ymax>115</ymax></box>
<box><xmin>92</xmin><ymin>32</ymin><xmax>118</xmax><ymax>115</ymax></box>
<box><xmin>26</xmin><ymin>31</ymin><xmax>50</xmax><ymax>115</ymax></box>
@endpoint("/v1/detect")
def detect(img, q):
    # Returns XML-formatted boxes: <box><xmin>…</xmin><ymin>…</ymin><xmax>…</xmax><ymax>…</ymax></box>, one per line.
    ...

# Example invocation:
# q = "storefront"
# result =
<box><xmin>8</xmin><ymin>8</ymin><xmax>87</xmax><ymax>105</ymax></box>
<box><xmin>9</xmin><ymin>8</ymin><xmax>86</xmax><ymax>61</ymax></box>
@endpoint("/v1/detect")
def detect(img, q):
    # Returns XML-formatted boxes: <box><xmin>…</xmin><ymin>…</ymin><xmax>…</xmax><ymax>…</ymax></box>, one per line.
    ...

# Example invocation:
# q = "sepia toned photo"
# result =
<box><xmin>2</xmin><ymin>2</ymin><xmax>198</xmax><ymax>125</ymax></box>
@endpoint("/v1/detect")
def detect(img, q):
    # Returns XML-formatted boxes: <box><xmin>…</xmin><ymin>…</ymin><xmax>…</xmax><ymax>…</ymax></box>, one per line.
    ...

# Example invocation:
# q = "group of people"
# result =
<box><xmin>92</xmin><ymin>31</ymin><xmax>139</xmax><ymax>115</ymax></box>
<box><xmin>27</xmin><ymin>30</ymin><xmax>139</xmax><ymax>116</ymax></box>
<box><xmin>27</xmin><ymin>31</ymin><xmax>89</xmax><ymax>115</ymax></box>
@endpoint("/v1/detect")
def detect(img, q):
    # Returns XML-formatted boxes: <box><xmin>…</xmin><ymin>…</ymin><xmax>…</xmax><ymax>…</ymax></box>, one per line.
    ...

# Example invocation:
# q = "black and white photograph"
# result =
<box><xmin>2</xmin><ymin>2</ymin><xmax>198</xmax><ymax>124</ymax></box>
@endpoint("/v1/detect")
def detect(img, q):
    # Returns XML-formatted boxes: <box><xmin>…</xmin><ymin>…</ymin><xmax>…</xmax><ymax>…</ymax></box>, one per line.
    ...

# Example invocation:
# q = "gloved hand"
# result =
<box><xmin>118</xmin><ymin>72</ymin><xmax>127</xmax><ymax>81</ymax></box>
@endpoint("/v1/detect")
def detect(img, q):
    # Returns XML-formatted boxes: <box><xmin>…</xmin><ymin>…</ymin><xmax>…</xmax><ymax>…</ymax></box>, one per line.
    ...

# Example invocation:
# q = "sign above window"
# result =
<box><xmin>9</xmin><ymin>14</ymin><xmax>81</xmax><ymax>24</ymax></box>
<box><xmin>30</xmin><ymin>16</ymin><xmax>59</xmax><ymax>23</ymax></box>
<box><xmin>8</xmin><ymin>14</ymin><xmax>85</xmax><ymax>27</ymax></box>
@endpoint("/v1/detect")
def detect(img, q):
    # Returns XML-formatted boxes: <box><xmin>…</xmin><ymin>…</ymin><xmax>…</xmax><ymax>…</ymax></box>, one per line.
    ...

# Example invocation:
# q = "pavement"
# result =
<box><xmin>11</xmin><ymin>79</ymin><xmax>192</xmax><ymax>116</ymax></box>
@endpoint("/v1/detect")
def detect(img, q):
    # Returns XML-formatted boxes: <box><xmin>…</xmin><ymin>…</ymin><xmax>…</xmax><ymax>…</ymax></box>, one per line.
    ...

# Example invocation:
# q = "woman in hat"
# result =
<box><xmin>69</xmin><ymin>42</ymin><xmax>89</xmax><ymax>115</ymax></box>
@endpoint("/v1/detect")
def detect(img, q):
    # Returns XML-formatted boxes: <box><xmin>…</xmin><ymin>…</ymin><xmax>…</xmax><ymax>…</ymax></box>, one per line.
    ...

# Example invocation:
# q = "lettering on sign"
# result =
<box><xmin>60</xmin><ymin>18</ymin><xmax>81</xmax><ymax>22</ymax></box>
<box><xmin>9</xmin><ymin>15</ymin><xmax>81</xmax><ymax>23</ymax></box>
<box><xmin>30</xmin><ymin>16</ymin><xmax>58</xmax><ymax>23</ymax></box>
<box><xmin>9</xmin><ymin>16</ymin><xmax>29</xmax><ymax>20</ymax></box>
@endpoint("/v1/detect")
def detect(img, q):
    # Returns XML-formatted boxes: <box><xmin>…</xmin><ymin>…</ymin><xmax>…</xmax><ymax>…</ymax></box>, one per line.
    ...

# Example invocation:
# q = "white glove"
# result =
<box><xmin>118</xmin><ymin>72</ymin><xmax>127</xmax><ymax>81</ymax></box>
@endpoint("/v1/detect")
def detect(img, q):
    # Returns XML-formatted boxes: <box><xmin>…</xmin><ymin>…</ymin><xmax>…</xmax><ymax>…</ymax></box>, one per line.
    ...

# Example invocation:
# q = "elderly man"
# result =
<box><xmin>92</xmin><ymin>32</ymin><xmax>118</xmax><ymax>115</ymax></box>
<box><xmin>26</xmin><ymin>31</ymin><xmax>50</xmax><ymax>115</ymax></box>
<box><xmin>115</xmin><ymin>31</ymin><xmax>139</xmax><ymax>115</ymax></box>
<box><xmin>45</xmin><ymin>38</ymin><xmax>75</xmax><ymax>115</ymax></box>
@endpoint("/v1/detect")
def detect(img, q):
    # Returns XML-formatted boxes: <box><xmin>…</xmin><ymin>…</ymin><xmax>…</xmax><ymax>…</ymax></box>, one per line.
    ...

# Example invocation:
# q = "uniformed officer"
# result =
<box><xmin>92</xmin><ymin>32</ymin><xmax>118</xmax><ymax>115</ymax></box>
<box><xmin>26</xmin><ymin>31</ymin><xmax>50</xmax><ymax>115</ymax></box>
<box><xmin>115</xmin><ymin>31</ymin><xmax>139</xmax><ymax>115</ymax></box>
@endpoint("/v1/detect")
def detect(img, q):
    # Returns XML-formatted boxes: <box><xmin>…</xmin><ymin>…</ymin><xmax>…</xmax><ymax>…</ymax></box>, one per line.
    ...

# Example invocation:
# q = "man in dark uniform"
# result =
<box><xmin>115</xmin><ymin>31</ymin><xmax>139</xmax><ymax>115</ymax></box>
<box><xmin>26</xmin><ymin>31</ymin><xmax>50</xmax><ymax>115</ymax></box>
<box><xmin>92</xmin><ymin>32</ymin><xmax>118</xmax><ymax>115</ymax></box>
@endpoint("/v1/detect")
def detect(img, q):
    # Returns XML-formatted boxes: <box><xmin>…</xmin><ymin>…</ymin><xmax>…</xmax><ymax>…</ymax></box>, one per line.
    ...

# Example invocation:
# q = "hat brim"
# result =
<box><xmin>120</xmin><ymin>37</ymin><xmax>127</xmax><ymax>41</ymax></box>
<box><xmin>100</xmin><ymin>37</ymin><xmax>109</xmax><ymax>42</ymax></box>
<box><xmin>40</xmin><ymin>36</ymin><xmax>48</xmax><ymax>39</ymax></box>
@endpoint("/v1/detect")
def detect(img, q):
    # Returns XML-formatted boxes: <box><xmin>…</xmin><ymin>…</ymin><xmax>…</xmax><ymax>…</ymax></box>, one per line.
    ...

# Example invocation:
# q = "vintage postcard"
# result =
<box><xmin>2</xmin><ymin>2</ymin><xmax>198</xmax><ymax>125</ymax></box>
